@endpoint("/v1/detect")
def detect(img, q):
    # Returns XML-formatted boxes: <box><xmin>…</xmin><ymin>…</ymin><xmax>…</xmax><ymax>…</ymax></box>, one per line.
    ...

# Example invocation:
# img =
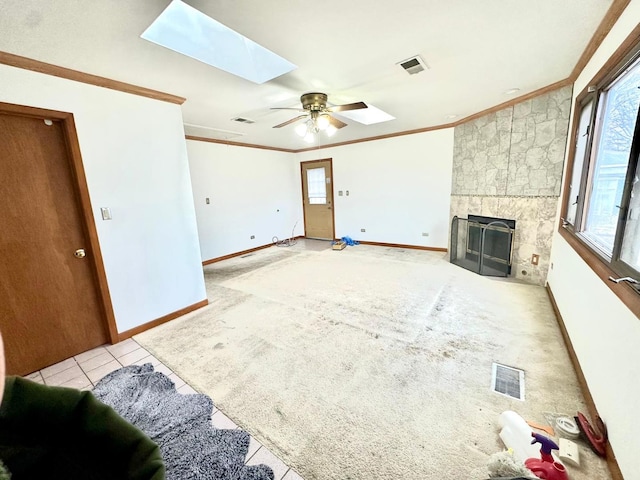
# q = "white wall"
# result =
<box><xmin>296</xmin><ymin>129</ymin><xmax>455</xmax><ymax>248</ymax></box>
<box><xmin>187</xmin><ymin>140</ymin><xmax>302</xmax><ymax>261</ymax></box>
<box><xmin>0</xmin><ymin>65</ymin><xmax>207</xmax><ymax>333</ymax></box>
<box><xmin>548</xmin><ymin>1</ymin><xmax>640</xmax><ymax>477</ymax></box>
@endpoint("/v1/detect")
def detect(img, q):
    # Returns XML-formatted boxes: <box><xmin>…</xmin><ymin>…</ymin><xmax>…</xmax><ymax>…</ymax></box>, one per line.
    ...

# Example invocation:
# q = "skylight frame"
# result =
<box><xmin>335</xmin><ymin>104</ymin><xmax>395</xmax><ymax>125</ymax></box>
<box><xmin>141</xmin><ymin>0</ymin><xmax>297</xmax><ymax>84</ymax></box>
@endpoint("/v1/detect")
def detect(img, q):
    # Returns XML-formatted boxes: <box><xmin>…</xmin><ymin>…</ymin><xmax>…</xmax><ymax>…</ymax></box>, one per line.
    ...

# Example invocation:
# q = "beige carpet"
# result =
<box><xmin>135</xmin><ymin>243</ymin><xmax>610</xmax><ymax>480</ymax></box>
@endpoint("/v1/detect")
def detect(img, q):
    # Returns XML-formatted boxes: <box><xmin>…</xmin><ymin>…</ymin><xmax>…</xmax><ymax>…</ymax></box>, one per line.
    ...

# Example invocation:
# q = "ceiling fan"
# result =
<box><xmin>272</xmin><ymin>92</ymin><xmax>367</xmax><ymax>140</ymax></box>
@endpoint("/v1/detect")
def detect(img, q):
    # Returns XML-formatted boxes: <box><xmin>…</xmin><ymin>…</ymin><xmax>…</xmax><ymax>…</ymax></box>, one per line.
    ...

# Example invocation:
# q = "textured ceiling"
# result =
<box><xmin>0</xmin><ymin>0</ymin><xmax>614</xmax><ymax>149</ymax></box>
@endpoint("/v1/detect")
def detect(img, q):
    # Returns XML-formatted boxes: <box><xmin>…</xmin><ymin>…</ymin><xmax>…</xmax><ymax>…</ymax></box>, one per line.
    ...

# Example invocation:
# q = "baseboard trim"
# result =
<box><xmin>545</xmin><ymin>284</ymin><xmax>623</xmax><ymax>480</ymax></box>
<box><xmin>117</xmin><ymin>299</ymin><xmax>209</xmax><ymax>342</ymax></box>
<box><xmin>356</xmin><ymin>241</ymin><xmax>447</xmax><ymax>252</ymax></box>
<box><xmin>202</xmin><ymin>237</ymin><xmax>304</xmax><ymax>266</ymax></box>
<box><xmin>201</xmin><ymin>238</ymin><xmax>447</xmax><ymax>266</ymax></box>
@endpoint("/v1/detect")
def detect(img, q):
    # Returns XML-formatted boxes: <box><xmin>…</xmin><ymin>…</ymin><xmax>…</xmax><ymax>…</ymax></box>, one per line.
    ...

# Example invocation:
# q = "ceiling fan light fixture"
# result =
<box><xmin>295</xmin><ymin>123</ymin><xmax>308</xmax><ymax>137</ymax></box>
<box><xmin>273</xmin><ymin>92</ymin><xmax>366</xmax><ymax>140</ymax></box>
<box><xmin>316</xmin><ymin>114</ymin><xmax>331</xmax><ymax>131</ymax></box>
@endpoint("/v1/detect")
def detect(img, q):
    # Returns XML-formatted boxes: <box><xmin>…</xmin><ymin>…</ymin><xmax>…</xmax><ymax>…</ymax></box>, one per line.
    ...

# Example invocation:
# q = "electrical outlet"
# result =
<box><xmin>531</xmin><ymin>254</ymin><xmax>539</xmax><ymax>265</ymax></box>
<box><xmin>422</xmin><ymin>232</ymin><xmax>429</xmax><ymax>237</ymax></box>
<box><xmin>205</xmin><ymin>197</ymin><xmax>210</xmax><ymax>204</ymax></box>
<box><xmin>360</xmin><ymin>228</ymin><xmax>366</xmax><ymax>232</ymax></box>
<box><xmin>250</xmin><ymin>235</ymin><xmax>255</xmax><ymax>239</ymax></box>
<box><xmin>338</xmin><ymin>191</ymin><xmax>343</xmax><ymax>196</ymax></box>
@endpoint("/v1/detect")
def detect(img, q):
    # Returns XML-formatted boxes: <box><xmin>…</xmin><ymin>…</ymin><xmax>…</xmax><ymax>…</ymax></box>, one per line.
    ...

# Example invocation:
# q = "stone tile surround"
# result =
<box><xmin>450</xmin><ymin>86</ymin><xmax>572</xmax><ymax>285</ymax></box>
<box><xmin>450</xmin><ymin>195</ymin><xmax>557</xmax><ymax>285</ymax></box>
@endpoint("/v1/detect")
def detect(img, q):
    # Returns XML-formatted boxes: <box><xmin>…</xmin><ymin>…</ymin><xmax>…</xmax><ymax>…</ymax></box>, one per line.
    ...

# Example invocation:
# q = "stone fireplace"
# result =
<box><xmin>449</xmin><ymin>85</ymin><xmax>572</xmax><ymax>285</ymax></box>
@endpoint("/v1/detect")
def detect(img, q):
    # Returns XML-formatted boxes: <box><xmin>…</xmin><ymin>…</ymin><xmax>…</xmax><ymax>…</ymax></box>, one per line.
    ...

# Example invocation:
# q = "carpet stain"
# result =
<box><xmin>342</xmin><ymin>361</ymin><xmax>354</xmax><ymax>372</ymax></box>
<box><xmin>205</xmin><ymin>249</ymin><xmax>298</xmax><ymax>282</ymax></box>
<box><xmin>214</xmin><ymin>342</ymin><xmax>225</xmax><ymax>350</ymax></box>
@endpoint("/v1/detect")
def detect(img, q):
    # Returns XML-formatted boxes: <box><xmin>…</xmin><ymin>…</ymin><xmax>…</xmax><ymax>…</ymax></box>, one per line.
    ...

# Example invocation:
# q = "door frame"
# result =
<box><xmin>300</xmin><ymin>158</ymin><xmax>336</xmax><ymax>240</ymax></box>
<box><xmin>1</xmin><ymin>101</ymin><xmax>119</xmax><ymax>344</ymax></box>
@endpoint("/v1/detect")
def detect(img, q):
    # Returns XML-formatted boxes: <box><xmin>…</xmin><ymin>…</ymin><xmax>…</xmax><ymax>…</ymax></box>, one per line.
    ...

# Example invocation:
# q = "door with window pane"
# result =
<box><xmin>301</xmin><ymin>159</ymin><xmax>334</xmax><ymax>240</ymax></box>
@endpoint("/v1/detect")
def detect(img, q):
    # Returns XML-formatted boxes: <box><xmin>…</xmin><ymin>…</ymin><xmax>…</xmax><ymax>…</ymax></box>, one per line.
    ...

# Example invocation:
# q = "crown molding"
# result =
<box><xmin>185</xmin><ymin>135</ymin><xmax>297</xmax><ymax>153</ymax></box>
<box><xmin>569</xmin><ymin>0</ymin><xmax>631</xmax><ymax>81</ymax></box>
<box><xmin>0</xmin><ymin>51</ymin><xmax>186</xmax><ymax>105</ymax></box>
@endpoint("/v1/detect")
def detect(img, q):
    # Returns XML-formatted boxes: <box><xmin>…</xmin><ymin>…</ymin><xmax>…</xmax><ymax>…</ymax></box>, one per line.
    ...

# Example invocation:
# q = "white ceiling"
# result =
<box><xmin>0</xmin><ymin>0</ymin><xmax>613</xmax><ymax>150</ymax></box>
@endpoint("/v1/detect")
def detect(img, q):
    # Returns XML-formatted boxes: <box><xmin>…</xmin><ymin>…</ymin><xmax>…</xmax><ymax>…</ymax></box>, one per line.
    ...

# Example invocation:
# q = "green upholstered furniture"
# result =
<box><xmin>0</xmin><ymin>376</ymin><xmax>165</xmax><ymax>479</ymax></box>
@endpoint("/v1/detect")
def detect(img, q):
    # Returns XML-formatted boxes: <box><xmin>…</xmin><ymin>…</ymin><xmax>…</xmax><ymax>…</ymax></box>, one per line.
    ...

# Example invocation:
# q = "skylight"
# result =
<box><xmin>335</xmin><ymin>105</ymin><xmax>395</xmax><ymax>125</ymax></box>
<box><xmin>141</xmin><ymin>0</ymin><xmax>297</xmax><ymax>84</ymax></box>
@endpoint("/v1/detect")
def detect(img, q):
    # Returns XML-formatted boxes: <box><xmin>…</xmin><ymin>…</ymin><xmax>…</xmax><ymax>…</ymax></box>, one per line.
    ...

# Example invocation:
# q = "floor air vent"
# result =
<box><xmin>491</xmin><ymin>363</ymin><xmax>525</xmax><ymax>400</ymax></box>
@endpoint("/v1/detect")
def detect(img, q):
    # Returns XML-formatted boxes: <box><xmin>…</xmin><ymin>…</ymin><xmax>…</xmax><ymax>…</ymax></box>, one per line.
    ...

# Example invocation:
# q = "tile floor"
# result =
<box><xmin>24</xmin><ymin>338</ymin><xmax>303</xmax><ymax>480</ymax></box>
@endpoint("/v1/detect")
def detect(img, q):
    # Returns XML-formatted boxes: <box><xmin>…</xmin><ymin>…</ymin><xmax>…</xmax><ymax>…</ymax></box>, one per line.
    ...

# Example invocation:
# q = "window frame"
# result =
<box><xmin>611</xmin><ymin>103</ymin><xmax>640</xmax><ymax>278</ymax></box>
<box><xmin>564</xmin><ymin>94</ymin><xmax>597</xmax><ymax>231</ymax></box>
<box><xmin>559</xmin><ymin>34</ymin><xmax>640</xmax><ymax>319</ymax></box>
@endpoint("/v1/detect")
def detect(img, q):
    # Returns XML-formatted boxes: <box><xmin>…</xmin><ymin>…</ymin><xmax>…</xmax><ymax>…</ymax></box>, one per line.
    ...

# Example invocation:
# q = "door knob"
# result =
<box><xmin>74</xmin><ymin>249</ymin><xmax>86</xmax><ymax>258</ymax></box>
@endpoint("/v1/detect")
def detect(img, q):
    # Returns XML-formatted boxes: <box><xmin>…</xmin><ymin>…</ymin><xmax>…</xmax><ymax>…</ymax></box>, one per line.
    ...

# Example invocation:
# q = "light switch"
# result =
<box><xmin>559</xmin><ymin>438</ymin><xmax>580</xmax><ymax>467</ymax></box>
<box><xmin>206</xmin><ymin>197</ymin><xmax>210</xmax><ymax>204</ymax></box>
<box><xmin>100</xmin><ymin>207</ymin><xmax>112</xmax><ymax>220</ymax></box>
<box><xmin>338</xmin><ymin>191</ymin><xmax>343</xmax><ymax>196</ymax></box>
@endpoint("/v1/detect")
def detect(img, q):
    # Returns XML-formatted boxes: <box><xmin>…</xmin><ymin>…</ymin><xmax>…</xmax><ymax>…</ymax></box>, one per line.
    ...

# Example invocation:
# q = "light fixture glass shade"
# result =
<box><xmin>303</xmin><ymin>131</ymin><xmax>315</xmax><ymax>143</ymax></box>
<box><xmin>316</xmin><ymin>114</ymin><xmax>330</xmax><ymax>131</ymax></box>
<box><xmin>295</xmin><ymin>123</ymin><xmax>307</xmax><ymax>137</ymax></box>
<box><xmin>325</xmin><ymin>125</ymin><xmax>337</xmax><ymax>137</ymax></box>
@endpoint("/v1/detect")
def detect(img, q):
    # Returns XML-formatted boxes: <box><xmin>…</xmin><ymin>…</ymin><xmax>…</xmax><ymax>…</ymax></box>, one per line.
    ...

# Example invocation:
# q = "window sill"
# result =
<box><xmin>558</xmin><ymin>225</ymin><xmax>640</xmax><ymax>319</ymax></box>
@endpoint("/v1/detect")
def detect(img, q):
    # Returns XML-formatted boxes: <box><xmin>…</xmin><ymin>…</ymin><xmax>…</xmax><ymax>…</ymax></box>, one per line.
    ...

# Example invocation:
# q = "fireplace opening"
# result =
<box><xmin>450</xmin><ymin>215</ymin><xmax>515</xmax><ymax>277</ymax></box>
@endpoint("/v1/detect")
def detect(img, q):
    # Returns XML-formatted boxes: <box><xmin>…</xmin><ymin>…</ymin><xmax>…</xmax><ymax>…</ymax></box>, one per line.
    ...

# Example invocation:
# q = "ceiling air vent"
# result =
<box><xmin>397</xmin><ymin>55</ymin><xmax>429</xmax><ymax>75</ymax></box>
<box><xmin>231</xmin><ymin>117</ymin><xmax>255</xmax><ymax>124</ymax></box>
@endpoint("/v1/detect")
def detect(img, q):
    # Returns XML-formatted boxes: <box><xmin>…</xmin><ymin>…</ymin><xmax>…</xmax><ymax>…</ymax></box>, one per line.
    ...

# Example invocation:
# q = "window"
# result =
<box><xmin>564</xmin><ymin>46</ymin><xmax>640</xmax><ymax>285</ymax></box>
<box><xmin>306</xmin><ymin>167</ymin><xmax>327</xmax><ymax>204</ymax></box>
<box><xmin>565</xmin><ymin>98</ymin><xmax>594</xmax><ymax>226</ymax></box>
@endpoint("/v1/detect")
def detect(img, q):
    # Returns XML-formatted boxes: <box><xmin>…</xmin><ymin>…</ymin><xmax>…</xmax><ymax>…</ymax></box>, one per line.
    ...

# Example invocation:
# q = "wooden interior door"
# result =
<box><xmin>0</xmin><ymin>110</ymin><xmax>109</xmax><ymax>375</ymax></box>
<box><xmin>301</xmin><ymin>159</ymin><xmax>335</xmax><ymax>240</ymax></box>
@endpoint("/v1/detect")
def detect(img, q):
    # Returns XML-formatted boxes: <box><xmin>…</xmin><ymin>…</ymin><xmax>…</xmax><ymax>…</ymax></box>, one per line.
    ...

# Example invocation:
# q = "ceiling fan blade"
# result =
<box><xmin>329</xmin><ymin>116</ymin><xmax>348</xmax><ymax>129</ymax></box>
<box><xmin>270</xmin><ymin>107</ymin><xmax>305</xmax><ymax>112</ymax></box>
<box><xmin>327</xmin><ymin>101</ymin><xmax>368</xmax><ymax>113</ymax></box>
<box><xmin>273</xmin><ymin>115</ymin><xmax>308</xmax><ymax>128</ymax></box>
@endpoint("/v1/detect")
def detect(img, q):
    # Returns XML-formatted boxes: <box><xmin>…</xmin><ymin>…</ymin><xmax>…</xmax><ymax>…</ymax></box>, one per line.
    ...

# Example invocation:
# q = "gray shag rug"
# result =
<box><xmin>93</xmin><ymin>363</ymin><xmax>273</xmax><ymax>480</ymax></box>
